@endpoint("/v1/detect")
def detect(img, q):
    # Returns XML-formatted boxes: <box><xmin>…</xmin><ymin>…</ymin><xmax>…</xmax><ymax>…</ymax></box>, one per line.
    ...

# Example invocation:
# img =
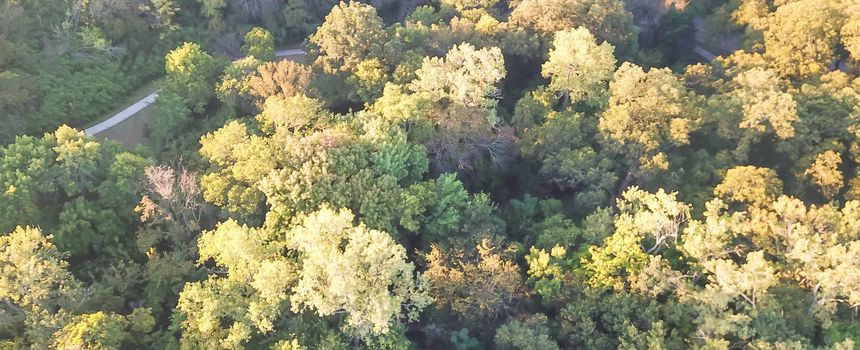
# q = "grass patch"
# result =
<box><xmin>92</xmin><ymin>102</ymin><xmax>156</xmax><ymax>148</ymax></box>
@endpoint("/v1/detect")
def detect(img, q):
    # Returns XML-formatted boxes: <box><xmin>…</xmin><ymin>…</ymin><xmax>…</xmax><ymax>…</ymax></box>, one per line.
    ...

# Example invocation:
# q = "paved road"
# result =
<box><xmin>85</xmin><ymin>49</ymin><xmax>306</xmax><ymax>136</ymax></box>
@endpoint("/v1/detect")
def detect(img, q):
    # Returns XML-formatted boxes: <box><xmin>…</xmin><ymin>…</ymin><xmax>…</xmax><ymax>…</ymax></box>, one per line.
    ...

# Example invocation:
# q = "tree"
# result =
<box><xmin>410</xmin><ymin>43</ymin><xmax>506</xmax><ymax>109</ymax></box>
<box><xmin>398</xmin><ymin>173</ymin><xmax>470</xmax><ymax>243</ymax></box>
<box><xmin>713</xmin><ymin>166</ymin><xmax>783</xmax><ymax>207</ymax></box>
<box><xmin>151</xmin><ymin>90</ymin><xmax>192</xmax><ymax>151</ymax></box>
<box><xmin>803</xmin><ymin>150</ymin><xmax>844</xmax><ymax>199</ymax></box>
<box><xmin>541</xmin><ymin>27</ymin><xmax>616</xmax><ymax>107</ymax></box>
<box><xmin>583</xmin><ymin>187</ymin><xmax>690</xmax><ymax>290</ymax></box>
<box><xmin>509</xmin><ymin>0</ymin><xmax>637</xmax><ymax>55</ymax></box>
<box><xmin>308</xmin><ymin>1</ymin><xmax>387</xmax><ymax>74</ymax></box>
<box><xmin>494</xmin><ymin>314</ymin><xmax>560</xmax><ymax>350</ymax></box>
<box><xmin>424</xmin><ymin>239</ymin><xmax>526</xmax><ymax>329</ymax></box>
<box><xmin>730</xmin><ymin>67</ymin><xmax>798</xmax><ymax>159</ymax></box>
<box><xmin>136</xmin><ymin>165</ymin><xmax>207</xmax><ymax>320</ymax></box>
<box><xmin>0</xmin><ymin>226</ymin><xmax>83</xmax><ymax>348</ymax></box>
<box><xmin>52</xmin><ymin>310</ymin><xmax>155</xmax><ymax>350</ymax></box>
<box><xmin>165</xmin><ymin>42</ymin><xmax>220</xmax><ymax>113</ymax></box>
<box><xmin>176</xmin><ymin>219</ymin><xmax>298</xmax><ymax>348</ymax></box>
<box><xmin>764</xmin><ymin>0</ymin><xmax>842</xmax><ymax>78</ymax></box>
<box><xmin>248</xmin><ymin>59</ymin><xmax>314</xmax><ymax>102</ymax></box>
<box><xmin>404</xmin><ymin>43</ymin><xmax>511</xmax><ymax>171</ymax></box>
<box><xmin>517</xmin><ymin>101</ymin><xmax>619</xmax><ymax>212</ymax></box>
<box><xmin>0</xmin><ymin>126</ymin><xmax>149</xmax><ymax>257</ymax></box>
<box><xmin>701</xmin><ymin>251</ymin><xmax>778</xmax><ymax>308</ymax></box>
<box><xmin>242</xmin><ymin>27</ymin><xmax>275</xmax><ymax>61</ymax></box>
<box><xmin>598</xmin><ymin>62</ymin><xmax>693</xmax><ymax>175</ymax></box>
<box><xmin>288</xmin><ymin>208</ymin><xmax>431</xmax><ymax>338</ymax></box>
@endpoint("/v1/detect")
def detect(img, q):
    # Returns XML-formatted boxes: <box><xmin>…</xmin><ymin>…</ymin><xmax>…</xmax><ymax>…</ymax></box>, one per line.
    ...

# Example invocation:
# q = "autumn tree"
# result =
<box><xmin>425</xmin><ymin>239</ymin><xmax>526</xmax><ymax>330</ymax></box>
<box><xmin>248</xmin><ymin>60</ymin><xmax>314</xmax><ymax>102</ymax></box>
<box><xmin>803</xmin><ymin>150</ymin><xmax>844</xmax><ymax>199</ymax></box>
<box><xmin>764</xmin><ymin>0</ymin><xmax>842</xmax><ymax>78</ymax></box>
<box><xmin>713</xmin><ymin>165</ymin><xmax>783</xmax><ymax>207</ymax></box>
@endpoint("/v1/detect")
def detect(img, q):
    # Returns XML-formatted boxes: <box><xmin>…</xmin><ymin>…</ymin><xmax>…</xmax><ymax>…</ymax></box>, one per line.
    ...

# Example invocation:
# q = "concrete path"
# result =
<box><xmin>275</xmin><ymin>49</ymin><xmax>306</xmax><ymax>57</ymax></box>
<box><xmin>85</xmin><ymin>91</ymin><xmax>159</xmax><ymax>136</ymax></box>
<box><xmin>693</xmin><ymin>46</ymin><xmax>717</xmax><ymax>62</ymax></box>
<box><xmin>85</xmin><ymin>49</ymin><xmax>306</xmax><ymax>137</ymax></box>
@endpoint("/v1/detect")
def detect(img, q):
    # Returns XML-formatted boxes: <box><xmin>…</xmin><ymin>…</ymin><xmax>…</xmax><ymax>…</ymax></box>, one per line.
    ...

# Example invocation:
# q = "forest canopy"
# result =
<box><xmin>2</xmin><ymin>0</ymin><xmax>860</xmax><ymax>349</ymax></box>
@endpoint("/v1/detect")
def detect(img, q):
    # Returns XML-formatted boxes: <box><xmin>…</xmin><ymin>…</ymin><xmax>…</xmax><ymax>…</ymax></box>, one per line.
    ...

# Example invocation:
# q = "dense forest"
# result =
<box><xmin>2</xmin><ymin>0</ymin><xmax>860</xmax><ymax>348</ymax></box>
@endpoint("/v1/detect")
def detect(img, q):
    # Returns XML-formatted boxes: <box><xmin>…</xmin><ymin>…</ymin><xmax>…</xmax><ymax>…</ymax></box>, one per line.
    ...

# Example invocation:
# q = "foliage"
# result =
<box><xmin>3</xmin><ymin>0</ymin><xmax>860</xmax><ymax>348</ymax></box>
<box><xmin>242</xmin><ymin>27</ymin><xmax>275</xmax><ymax>61</ymax></box>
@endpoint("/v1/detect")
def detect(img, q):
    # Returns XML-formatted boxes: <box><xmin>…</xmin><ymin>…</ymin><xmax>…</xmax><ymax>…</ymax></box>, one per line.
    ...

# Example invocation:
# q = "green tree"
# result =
<box><xmin>165</xmin><ymin>42</ymin><xmax>220</xmax><ymax>113</ymax></box>
<box><xmin>242</xmin><ymin>27</ymin><xmax>276</xmax><ymax>61</ymax></box>
<box><xmin>494</xmin><ymin>314</ymin><xmax>560</xmax><ymax>350</ymax></box>
<box><xmin>583</xmin><ymin>187</ymin><xmax>690</xmax><ymax>290</ymax></box>
<box><xmin>151</xmin><ymin>90</ymin><xmax>192</xmax><ymax>151</ymax></box>
<box><xmin>0</xmin><ymin>126</ymin><xmax>149</xmax><ymax>257</ymax></box>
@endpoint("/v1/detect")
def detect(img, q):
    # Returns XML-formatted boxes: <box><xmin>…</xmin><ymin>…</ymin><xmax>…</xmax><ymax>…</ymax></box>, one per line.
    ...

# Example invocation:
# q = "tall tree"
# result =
<box><xmin>308</xmin><ymin>1</ymin><xmax>387</xmax><ymax>74</ymax></box>
<box><xmin>598</xmin><ymin>62</ymin><xmax>693</xmax><ymax>176</ymax></box>
<box><xmin>164</xmin><ymin>42</ymin><xmax>220</xmax><ymax>113</ymax></box>
<box><xmin>541</xmin><ymin>27</ymin><xmax>616</xmax><ymax>107</ymax></box>
<box><xmin>764</xmin><ymin>0</ymin><xmax>842</xmax><ymax>78</ymax></box>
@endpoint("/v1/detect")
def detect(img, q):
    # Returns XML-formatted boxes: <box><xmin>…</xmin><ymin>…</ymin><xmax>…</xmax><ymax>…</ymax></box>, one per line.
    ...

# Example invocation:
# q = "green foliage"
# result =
<box><xmin>165</xmin><ymin>42</ymin><xmax>220</xmax><ymax>113</ymax></box>
<box><xmin>494</xmin><ymin>314</ymin><xmax>559</xmax><ymax>350</ymax></box>
<box><xmin>4</xmin><ymin>0</ymin><xmax>860</xmax><ymax>349</ymax></box>
<box><xmin>242</xmin><ymin>27</ymin><xmax>276</xmax><ymax>61</ymax></box>
<box><xmin>0</xmin><ymin>126</ymin><xmax>149</xmax><ymax>257</ymax></box>
<box><xmin>399</xmin><ymin>174</ymin><xmax>469</xmax><ymax>242</ymax></box>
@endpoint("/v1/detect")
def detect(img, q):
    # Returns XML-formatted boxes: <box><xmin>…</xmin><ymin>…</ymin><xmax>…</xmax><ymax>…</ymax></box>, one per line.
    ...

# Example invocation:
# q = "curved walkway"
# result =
<box><xmin>85</xmin><ymin>49</ymin><xmax>306</xmax><ymax>137</ymax></box>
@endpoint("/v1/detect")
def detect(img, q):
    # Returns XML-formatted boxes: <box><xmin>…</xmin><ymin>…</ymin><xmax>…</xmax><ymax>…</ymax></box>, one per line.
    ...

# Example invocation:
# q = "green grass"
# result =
<box><xmin>92</xmin><ymin>101</ymin><xmax>155</xmax><ymax>148</ymax></box>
